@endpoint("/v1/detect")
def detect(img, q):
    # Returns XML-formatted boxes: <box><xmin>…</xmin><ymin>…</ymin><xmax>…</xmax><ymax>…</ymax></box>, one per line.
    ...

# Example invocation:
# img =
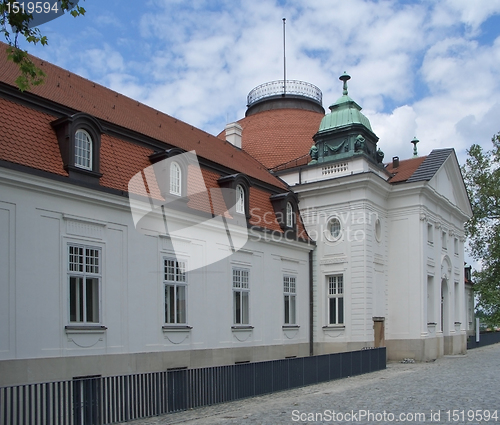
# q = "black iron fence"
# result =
<box><xmin>0</xmin><ymin>347</ymin><xmax>386</xmax><ymax>425</ymax></box>
<box><xmin>467</xmin><ymin>331</ymin><xmax>500</xmax><ymax>350</ymax></box>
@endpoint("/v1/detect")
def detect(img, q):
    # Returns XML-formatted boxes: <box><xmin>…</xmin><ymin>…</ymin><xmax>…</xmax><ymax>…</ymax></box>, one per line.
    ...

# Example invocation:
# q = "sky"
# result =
<box><xmin>16</xmin><ymin>0</ymin><xmax>500</xmax><ymax>165</ymax></box>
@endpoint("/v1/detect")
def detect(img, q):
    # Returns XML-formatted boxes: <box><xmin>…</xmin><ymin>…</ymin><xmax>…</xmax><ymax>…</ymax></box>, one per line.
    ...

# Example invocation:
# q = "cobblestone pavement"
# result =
<box><xmin>121</xmin><ymin>344</ymin><xmax>500</xmax><ymax>424</ymax></box>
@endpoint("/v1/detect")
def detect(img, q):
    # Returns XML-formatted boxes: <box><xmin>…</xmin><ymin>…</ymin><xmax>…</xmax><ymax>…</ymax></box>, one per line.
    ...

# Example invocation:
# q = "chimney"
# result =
<box><xmin>392</xmin><ymin>156</ymin><xmax>400</xmax><ymax>168</ymax></box>
<box><xmin>225</xmin><ymin>122</ymin><xmax>243</xmax><ymax>148</ymax></box>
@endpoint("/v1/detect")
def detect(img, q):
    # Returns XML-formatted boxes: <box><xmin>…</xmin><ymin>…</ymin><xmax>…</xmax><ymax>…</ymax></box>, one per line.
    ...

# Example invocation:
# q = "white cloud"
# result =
<box><xmin>106</xmin><ymin>73</ymin><xmax>148</xmax><ymax>103</ymax></box>
<box><xmin>93</xmin><ymin>14</ymin><xmax>123</xmax><ymax>29</ymax></box>
<box><xmin>439</xmin><ymin>0</ymin><xmax>500</xmax><ymax>34</ymax></box>
<box><xmin>84</xmin><ymin>46</ymin><xmax>125</xmax><ymax>75</ymax></box>
<box><xmin>455</xmin><ymin>103</ymin><xmax>500</xmax><ymax>146</ymax></box>
<box><xmin>369</xmin><ymin>105</ymin><xmax>418</xmax><ymax>160</ymax></box>
<box><xmin>21</xmin><ymin>0</ymin><xmax>500</xmax><ymax>166</ymax></box>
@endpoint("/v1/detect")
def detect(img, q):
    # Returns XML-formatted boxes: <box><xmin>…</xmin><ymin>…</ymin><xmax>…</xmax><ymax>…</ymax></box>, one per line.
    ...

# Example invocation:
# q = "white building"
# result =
<box><xmin>228</xmin><ymin>74</ymin><xmax>473</xmax><ymax>361</ymax></box>
<box><xmin>0</xmin><ymin>46</ymin><xmax>312</xmax><ymax>386</ymax></box>
<box><xmin>0</xmin><ymin>48</ymin><xmax>472</xmax><ymax>387</ymax></box>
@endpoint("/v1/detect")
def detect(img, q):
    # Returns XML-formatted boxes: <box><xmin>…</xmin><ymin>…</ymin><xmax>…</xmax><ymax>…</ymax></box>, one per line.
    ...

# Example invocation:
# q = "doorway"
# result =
<box><xmin>373</xmin><ymin>317</ymin><xmax>385</xmax><ymax>348</ymax></box>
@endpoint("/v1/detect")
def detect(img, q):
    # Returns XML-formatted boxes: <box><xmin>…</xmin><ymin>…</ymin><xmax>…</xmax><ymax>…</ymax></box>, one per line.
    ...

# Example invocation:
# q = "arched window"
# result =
<box><xmin>286</xmin><ymin>202</ymin><xmax>294</xmax><ymax>227</ymax></box>
<box><xmin>170</xmin><ymin>162</ymin><xmax>181</xmax><ymax>196</ymax></box>
<box><xmin>236</xmin><ymin>184</ymin><xmax>245</xmax><ymax>214</ymax></box>
<box><xmin>74</xmin><ymin>129</ymin><xmax>92</xmax><ymax>170</ymax></box>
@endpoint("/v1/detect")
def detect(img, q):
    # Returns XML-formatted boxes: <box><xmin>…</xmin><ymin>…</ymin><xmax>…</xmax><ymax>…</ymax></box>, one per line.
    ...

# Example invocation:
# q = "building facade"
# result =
<box><xmin>227</xmin><ymin>74</ymin><xmax>473</xmax><ymax>362</ymax></box>
<box><xmin>0</xmin><ymin>46</ymin><xmax>473</xmax><ymax>387</ymax></box>
<box><xmin>0</xmin><ymin>46</ymin><xmax>312</xmax><ymax>386</ymax></box>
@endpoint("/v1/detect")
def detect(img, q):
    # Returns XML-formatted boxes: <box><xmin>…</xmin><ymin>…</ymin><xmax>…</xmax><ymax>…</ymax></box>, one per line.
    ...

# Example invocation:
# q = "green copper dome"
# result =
<box><xmin>318</xmin><ymin>73</ymin><xmax>373</xmax><ymax>133</ymax></box>
<box><xmin>310</xmin><ymin>72</ymin><xmax>383</xmax><ymax>167</ymax></box>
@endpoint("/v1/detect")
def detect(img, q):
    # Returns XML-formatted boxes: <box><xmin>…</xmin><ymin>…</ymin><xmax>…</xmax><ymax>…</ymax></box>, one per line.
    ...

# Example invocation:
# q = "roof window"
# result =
<box><xmin>51</xmin><ymin>113</ymin><xmax>103</xmax><ymax>184</ymax></box>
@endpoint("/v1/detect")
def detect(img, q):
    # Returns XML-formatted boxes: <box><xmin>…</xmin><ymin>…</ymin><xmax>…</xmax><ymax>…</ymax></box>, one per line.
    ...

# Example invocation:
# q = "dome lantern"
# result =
<box><xmin>311</xmin><ymin>73</ymin><xmax>383</xmax><ymax>167</ymax></box>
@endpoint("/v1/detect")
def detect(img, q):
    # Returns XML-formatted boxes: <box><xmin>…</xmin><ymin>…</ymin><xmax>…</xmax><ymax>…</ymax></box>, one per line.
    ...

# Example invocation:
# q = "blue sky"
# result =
<box><xmin>17</xmin><ymin>0</ymin><xmax>500</xmax><ymax>164</ymax></box>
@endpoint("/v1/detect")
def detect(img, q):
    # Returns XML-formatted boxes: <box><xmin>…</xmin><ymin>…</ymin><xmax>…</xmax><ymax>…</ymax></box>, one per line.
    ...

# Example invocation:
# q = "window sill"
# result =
<box><xmin>162</xmin><ymin>325</ymin><xmax>192</xmax><ymax>332</ymax></box>
<box><xmin>282</xmin><ymin>325</ymin><xmax>300</xmax><ymax>329</ymax></box>
<box><xmin>163</xmin><ymin>194</ymin><xmax>189</xmax><ymax>204</ymax></box>
<box><xmin>231</xmin><ymin>325</ymin><xmax>254</xmax><ymax>331</ymax></box>
<box><xmin>322</xmin><ymin>325</ymin><xmax>345</xmax><ymax>330</ymax></box>
<box><xmin>65</xmin><ymin>325</ymin><xmax>107</xmax><ymax>334</ymax></box>
<box><xmin>66</xmin><ymin>165</ymin><xmax>103</xmax><ymax>184</ymax></box>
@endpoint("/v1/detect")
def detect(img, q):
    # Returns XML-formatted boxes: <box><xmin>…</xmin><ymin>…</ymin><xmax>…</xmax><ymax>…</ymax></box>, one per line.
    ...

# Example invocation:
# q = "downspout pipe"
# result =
<box><xmin>309</xmin><ymin>249</ymin><xmax>314</xmax><ymax>356</ymax></box>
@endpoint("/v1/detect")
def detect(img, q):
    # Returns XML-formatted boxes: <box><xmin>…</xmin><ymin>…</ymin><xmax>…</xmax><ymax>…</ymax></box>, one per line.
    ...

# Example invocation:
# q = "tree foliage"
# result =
<box><xmin>0</xmin><ymin>0</ymin><xmax>85</xmax><ymax>91</ymax></box>
<box><xmin>462</xmin><ymin>133</ymin><xmax>500</xmax><ymax>326</ymax></box>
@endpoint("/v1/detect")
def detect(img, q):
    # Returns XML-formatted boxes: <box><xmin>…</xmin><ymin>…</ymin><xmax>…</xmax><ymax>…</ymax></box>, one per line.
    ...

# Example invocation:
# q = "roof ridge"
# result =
<box><xmin>384</xmin><ymin>155</ymin><xmax>424</xmax><ymax>166</ymax></box>
<box><xmin>270</xmin><ymin>152</ymin><xmax>310</xmax><ymax>172</ymax></box>
<box><xmin>406</xmin><ymin>148</ymin><xmax>454</xmax><ymax>183</ymax></box>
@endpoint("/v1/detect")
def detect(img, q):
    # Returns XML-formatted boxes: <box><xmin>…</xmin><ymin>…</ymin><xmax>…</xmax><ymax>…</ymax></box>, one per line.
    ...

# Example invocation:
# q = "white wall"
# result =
<box><xmin>0</xmin><ymin>167</ymin><xmax>311</xmax><ymax>384</ymax></box>
<box><xmin>386</xmin><ymin>166</ymin><xmax>468</xmax><ymax>350</ymax></box>
<box><xmin>284</xmin><ymin>153</ymin><xmax>470</xmax><ymax>360</ymax></box>
<box><xmin>294</xmin><ymin>172</ymin><xmax>391</xmax><ymax>350</ymax></box>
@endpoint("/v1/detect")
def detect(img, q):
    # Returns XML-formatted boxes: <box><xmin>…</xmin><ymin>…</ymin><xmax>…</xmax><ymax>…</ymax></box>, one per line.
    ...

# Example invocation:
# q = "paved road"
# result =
<box><xmin>122</xmin><ymin>344</ymin><xmax>500</xmax><ymax>424</ymax></box>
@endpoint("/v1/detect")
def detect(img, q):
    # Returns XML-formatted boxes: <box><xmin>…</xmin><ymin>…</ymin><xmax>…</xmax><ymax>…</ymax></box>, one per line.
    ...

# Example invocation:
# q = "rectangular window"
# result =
<box><xmin>164</xmin><ymin>258</ymin><xmax>187</xmax><ymax>324</ymax></box>
<box><xmin>454</xmin><ymin>281</ymin><xmax>460</xmax><ymax>322</ymax></box>
<box><xmin>427</xmin><ymin>223</ymin><xmax>433</xmax><ymax>244</ymax></box>
<box><xmin>68</xmin><ymin>245</ymin><xmax>101</xmax><ymax>324</ymax></box>
<box><xmin>454</xmin><ymin>238</ymin><xmax>459</xmax><ymax>255</ymax></box>
<box><xmin>284</xmin><ymin>276</ymin><xmax>296</xmax><ymax>324</ymax></box>
<box><xmin>442</xmin><ymin>231</ymin><xmax>447</xmax><ymax>250</ymax></box>
<box><xmin>327</xmin><ymin>275</ymin><xmax>344</xmax><ymax>325</ymax></box>
<box><xmin>465</xmin><ymin>267</ymin><xmax>471</xmax><ymax>282</ymax></box>
<box><xmin>427</xmin><ymin>275</ymin><xmax>434</xmax><ymax>324</ymax></box>
<box><xmin>233</xmin><ymin>268</ymin><xmax>249</xmax><ymax>324</ymax></box>
<box><xmin>286</xmin><ymin>202</ymin><xmax>294</xmax><ymax>228</ymax></box>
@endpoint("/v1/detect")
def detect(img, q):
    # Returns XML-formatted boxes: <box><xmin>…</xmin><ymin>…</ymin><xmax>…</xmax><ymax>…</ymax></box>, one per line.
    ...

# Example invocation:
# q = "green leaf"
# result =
<box><xmin>464</xmin><ymin>132</ymin><xmax>500</xmax><ymax>327</ymax></box>
<box><xmin>2</xmin><ymin>0</ymin><xmax>85</xmax><ymax>90</ymax></box>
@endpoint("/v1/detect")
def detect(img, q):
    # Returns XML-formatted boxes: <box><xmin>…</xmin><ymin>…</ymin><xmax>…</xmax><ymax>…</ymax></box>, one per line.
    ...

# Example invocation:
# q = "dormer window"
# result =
<box><xmin>149</xmin><ymin>148</ymin><xmax>189</xmax><ymax>201</ymax></box>
<box><xmin>270</xmin><ymin>192</ymin><xmax>299</xmax><ymax>237</ymax></box>
<box><xmin>74</xmin><ymin>129</ymin><xmax>93</xmax><ymax>170</ymax></box>
<box><xmin>51</xmin><ymin>113</ymin><xmax>103</xmax><ymax>184</ymax></box>
<box><xmin>170</xmin><ymin>162</ymin><xmax>181</xmax><ymax>196</ymax></box>
<box><xmin>286</xmin><ymin>202</ymin><xmax>294</xmax><ymax>227</ymax></box>
<box><xmin>218</xmin><ymin>174</ymin><xmax>251</xmax><ymax>222</ymax></box>
<box><xmin>236</xmin><ymin>185</ymin><xmax>245</xmax><ymax>214</ymax></box>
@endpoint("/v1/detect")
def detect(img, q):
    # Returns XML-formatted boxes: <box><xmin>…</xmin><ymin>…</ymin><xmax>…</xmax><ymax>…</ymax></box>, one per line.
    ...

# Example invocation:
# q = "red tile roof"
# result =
<box><xmin>270</xmin><ymin>154</ymin><xmax>310</xmax><ymax>172</ymax></box>
<box><xmin>188</xmin><ymin>167</ymin><xmax>230</xmax><ymax>218</ymax></box>
<box><xmin>0</xmin><ymin>97</ymin><xmax>68</xmax><ymax>176</ymax></box>
<box><xmin>249</xmin><ymin>187</ymin><xmax>283</xmax><ymax>232</ymax></box>
<box><xmin>100</xmin><ymin>134</ymin><xmax>155</xmax><ymax>192</ymax></box>
<box><xmin>218</xmin><ymin>108</ymin><xmax>324</xmax><ymax>169</ymax></box>
<box><xmin>385</xmin><ymin>156</ymin><xmax>426</xmax><ymax>183</ymax></box>
<box><xmin>0</xmin><ymin>43</ymin><xmax>286</xmax><ymax>191</ymax></box>
<box><xmin>0</xmin><ymin>43</ymin><xmax>313</xmax><ymax>239</ymax></box>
